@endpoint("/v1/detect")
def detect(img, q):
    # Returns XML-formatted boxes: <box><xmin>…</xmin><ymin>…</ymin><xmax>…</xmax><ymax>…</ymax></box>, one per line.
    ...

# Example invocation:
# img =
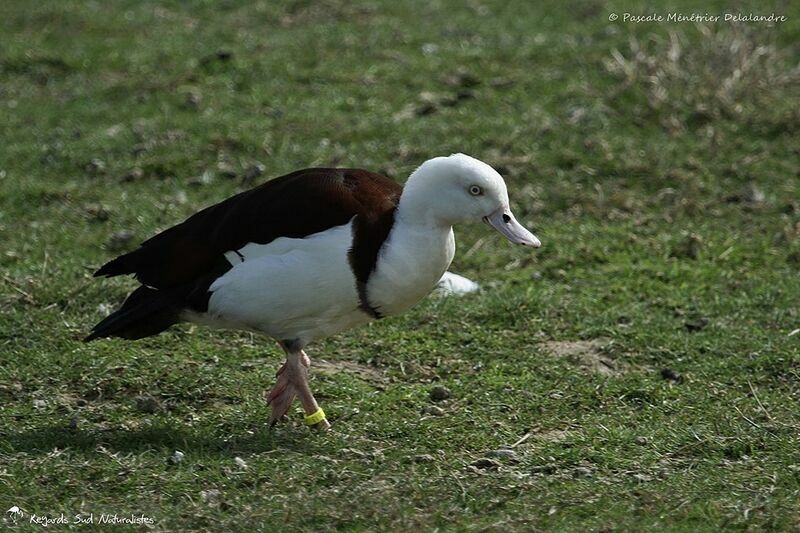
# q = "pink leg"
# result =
<box><xmin>266</xmin><ymin>343</ymin><xmax>330</xmax><ymax>429</ymax></box>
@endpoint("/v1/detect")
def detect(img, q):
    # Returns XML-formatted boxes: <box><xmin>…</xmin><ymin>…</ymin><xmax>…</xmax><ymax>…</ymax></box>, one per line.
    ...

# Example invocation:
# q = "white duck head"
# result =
<box><xmin>399</xmin><ymin>153</ymin><xmax>541</xmax><ymax>247</ymax></box>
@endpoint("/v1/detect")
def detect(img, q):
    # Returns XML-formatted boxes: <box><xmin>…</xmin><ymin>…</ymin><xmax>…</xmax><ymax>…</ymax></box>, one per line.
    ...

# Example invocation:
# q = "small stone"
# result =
<box><xmin>726</xmin><ymin>183</ymin><xmax>764</xmax><ymax>205</ymax></box>
<box><xmin>135</xmin><ymin>394</ymin><xmax>161</xmax><ymax>413</ymax></box>
<box><xmin>188</xmin><ymin>170</ymin><xmax>214</xmax><ymax>187</ymax></box>
<box><xmin>234</xmin><ymin>456</ymin><xmax>247</xmax><ymax>469</ymax></box>
<box><xmin>413</xmin><ymin>454</ymin><xmax>435</xmax><ymax>463</ymax></box>
<box><xmin>531</xmin><ymin>464</ymin><xmax>557</xmax><ymax>475</ymax></box>
<box><xmin>170</xmin><ymin>450</ymin><xmax>185</xmax><ymax>464</ymax></box>
<box><xmin>85</xmin><ymin>204</ymin><xmax>111</xmax><ymax>222</ymax></box>
<box><xmin>670</xmin><ymin>233</ymin><xmax>703</xmax><ymax>260</ymax></box>
<box><xmin>684</xmin><ymin>316</ymin><xmax>709</xmax><ymax>332</ymax></box>
<box><xmin>184</xmin><ymin>91</ymin><xmax>202</xmax><ymax>110</ymax></box>
<box><xmin>635</xmin><ymin>436</ymin><xmax>649</xmax><ymax>446</ymax></box>
<box><xmin>108</xmin><ymin>230</ymin><xmax>136</xmax><ymax>251</ymax></box>
<box><xmin>429</xmin><ymin>386</ymin><xmax>451</xmax><ymax>402</ymax></box>
<box><xmin>470</xmin><ymin>458</ymin><xmax>500</xmax><ymax>470</ymax></box>
<box><xmin>85</xmin><ymin>158</ymin><xmax>106</xmax><ymax>175</ymax></box>
<box><xmin>421</xmin><ymin>43</ymin><xmax>439</xmax><ymax>55</ymax></box>
<box><xmin>442</xmin><ymin>69</ymin><xmax>481</xmax><ymax>88</ymax></box>
<box><xmin>216</xmin><ymin>162</ymin><xmax>237</xmax><ymax>179</ymax></box>
<box><xmin>423</xmin><ymin>405</ymin><xmax>445</xmax><ymax>416</ymax></box>
<box><xmin>572</xmin><ymin>467</ymin><xmax>593</xmax><ymax>478</ymax></box>
<box><xmin>200</xmin><ymin>489</ymin><xmax>221</xmax><ymax>504</ymax></box>
<box><xmin>200</xmin><ymin>50</ymin><xmax>233</xmax><ymax>67</ymax></box>
<box><xmin>488</xmin><ymin>448</ymin><xmax>517</xmax><ymax>460</ymax></box>
<box><xmin>215</xmin><ymin>50</ymin><xmax>233</xmax><ymax>61</ymax></box>
<box><xmin>660</xmin><ymin>368</ymin><xmax>683</xmax><ymax>383</ymax></box>
<box><xmin>121</xmin><ymin>167</ymin><xmax>144</xmax><ymax>182</ymax></box>
<box><xmin>32</xmin><ymin>399</ymin><xmax>47</xmax><ymax>410</ymax></box>
<box><xmin>414</xmin><ymin>102</ymin><xmax>437</xmax><ymax>116</ymax></box>
<box><xmin>241</xmin><ymin>163</ymin><xmax>266</xmax><ymax>184</ymax></box>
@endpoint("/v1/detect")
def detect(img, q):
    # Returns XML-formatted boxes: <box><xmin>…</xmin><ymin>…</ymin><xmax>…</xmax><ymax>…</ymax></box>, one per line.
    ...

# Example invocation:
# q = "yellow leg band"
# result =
<box><xmin>304</xmin><ymin>407</ymin><xmax>326</xmax><ymax>426</ymax></box>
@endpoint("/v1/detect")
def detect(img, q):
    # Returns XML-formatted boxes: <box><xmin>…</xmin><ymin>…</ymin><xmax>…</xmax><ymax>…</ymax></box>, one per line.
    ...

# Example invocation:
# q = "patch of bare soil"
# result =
<box><xmin>314</xmin><ymin>359</ymin><xmax>386</xmax><ymax>385</ymax></box>
<box><xmin>533</xmin><ymin>428</ymin><xmax>575</xmax><ymax>442</ymax></box>
<box><xmin>514</xmin><ymin>427</ymin><xmax>581</xmax><ymax>456</ymax></box>
<box><xmin>543</xmin><ymin>339</ymin><xmax>626</xmax><ymax>376</ymax></box>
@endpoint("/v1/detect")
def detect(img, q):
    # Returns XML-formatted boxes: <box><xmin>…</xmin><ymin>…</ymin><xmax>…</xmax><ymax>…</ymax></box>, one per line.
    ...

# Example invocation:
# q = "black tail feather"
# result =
<box><xmin>84</xmin><ymin>286</ymin><xmax>180</xmax><ymax>341</ymax></box>
<box><xmin>94</xmin><ymin>253</ymin><xmax>135</xmax><ymax>278</ymax></box>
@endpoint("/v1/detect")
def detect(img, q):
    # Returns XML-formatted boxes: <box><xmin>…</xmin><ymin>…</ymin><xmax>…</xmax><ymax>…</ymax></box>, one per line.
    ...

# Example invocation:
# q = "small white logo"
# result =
<box><xmin>6</xmin><ymin>506</ymin><xmax>24</xmax><ymax>522</ymax></box>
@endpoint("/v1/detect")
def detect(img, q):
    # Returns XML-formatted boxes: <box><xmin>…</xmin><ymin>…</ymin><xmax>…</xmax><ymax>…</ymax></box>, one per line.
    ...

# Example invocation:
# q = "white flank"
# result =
<box><xmin>192</xmin><ymin>220</ymin><xmax>369</xmax><ymax>343</ymax></box>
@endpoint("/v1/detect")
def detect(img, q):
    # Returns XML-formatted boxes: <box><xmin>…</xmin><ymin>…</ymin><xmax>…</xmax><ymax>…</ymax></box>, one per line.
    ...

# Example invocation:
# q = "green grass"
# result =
<box><xmin>2</xmin><ymin>0</ymin><xmax>799</xmax><ymax>530</ymax></box>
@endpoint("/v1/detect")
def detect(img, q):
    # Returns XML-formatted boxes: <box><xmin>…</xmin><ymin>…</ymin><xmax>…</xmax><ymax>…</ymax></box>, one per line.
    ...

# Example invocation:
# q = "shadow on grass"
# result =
<box><xmin>1</xmin><ymin>422</ymin><xmax>323</xmax><ymax>457</ymax></box>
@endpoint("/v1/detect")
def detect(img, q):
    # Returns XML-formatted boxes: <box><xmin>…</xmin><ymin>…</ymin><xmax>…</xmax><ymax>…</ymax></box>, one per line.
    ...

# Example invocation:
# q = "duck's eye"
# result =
<box><xmin>469</xmin><ymin>185</ymin><xmax>483</xmax><ymax>196</ymax></box>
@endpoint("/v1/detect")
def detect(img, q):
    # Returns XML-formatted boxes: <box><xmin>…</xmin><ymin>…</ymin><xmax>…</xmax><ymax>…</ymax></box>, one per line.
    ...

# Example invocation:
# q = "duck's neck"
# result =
<box><xmin>395</xmin><ymin>176</ymin><xmax>451</xmax><ymax>230</ymax></box>
<box><xmin>391</xmin><ymin>194</ymin><xmax>455</xmax><ymax>274</ymax></box>
<box><xmin>367</xmin><ymin>208</ymin><xmax>456</xmax><ymax>316</ymax></box>
<box><xmin>395</xmin><ymin>200</ymin><xmax>444</xmax><ymax>229</ymax></box>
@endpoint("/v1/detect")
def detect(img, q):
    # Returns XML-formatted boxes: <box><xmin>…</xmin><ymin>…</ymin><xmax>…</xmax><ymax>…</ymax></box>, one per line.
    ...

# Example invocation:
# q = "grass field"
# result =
<box><xmin>2</xmin><ymin>0</ymin><xmax>799</xmax><ymax>530</ymax></box>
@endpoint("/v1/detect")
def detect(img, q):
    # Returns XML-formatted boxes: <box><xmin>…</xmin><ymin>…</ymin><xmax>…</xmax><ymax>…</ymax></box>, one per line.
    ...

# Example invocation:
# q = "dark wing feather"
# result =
<box><xmin>95</xmin><ymin>168</ymin><xmax>402</xmax><ymax>298</ymax></box>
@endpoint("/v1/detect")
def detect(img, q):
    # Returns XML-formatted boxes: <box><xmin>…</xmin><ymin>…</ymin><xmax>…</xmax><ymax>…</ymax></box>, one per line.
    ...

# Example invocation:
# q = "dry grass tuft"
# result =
<box><xmin>605</xmin><ymin>25</ymin><xmax>800</xmax><ymax>132</ymax></box>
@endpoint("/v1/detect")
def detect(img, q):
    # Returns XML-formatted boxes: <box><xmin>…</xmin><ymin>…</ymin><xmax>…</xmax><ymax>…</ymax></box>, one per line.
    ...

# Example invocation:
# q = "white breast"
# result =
<box><xmin>367</xmin><ymin>220</ymin><xmax>456</xmax><ymax>316</ymax></box>
<box><xmin>188</xmin><ymin>220</ymin><xmax>370</xmax><ymax>343</ymax></box>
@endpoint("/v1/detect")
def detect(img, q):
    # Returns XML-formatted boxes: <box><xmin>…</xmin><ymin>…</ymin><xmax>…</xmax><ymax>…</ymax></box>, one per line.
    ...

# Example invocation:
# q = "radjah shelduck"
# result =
<box><xmin>86</xmin><ymin>154</ymin><xmax>541</xmax><ymax>429</ymax></box>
